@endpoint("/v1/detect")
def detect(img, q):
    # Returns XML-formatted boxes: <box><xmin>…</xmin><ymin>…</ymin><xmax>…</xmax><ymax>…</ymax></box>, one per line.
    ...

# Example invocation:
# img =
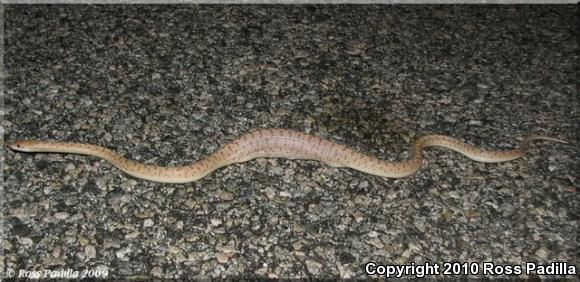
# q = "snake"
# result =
<box><xmin>8</xmin><ymin>128</ymin><xmax>567</xmax><ymax>183</ymax></box>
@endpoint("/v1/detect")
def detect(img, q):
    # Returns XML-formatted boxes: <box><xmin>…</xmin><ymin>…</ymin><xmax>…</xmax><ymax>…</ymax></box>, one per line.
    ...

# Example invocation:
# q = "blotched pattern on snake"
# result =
<box><xmin>8</xmin><ymin>128</ymin><xmax>567</xmax><ymax>183</ymax></box>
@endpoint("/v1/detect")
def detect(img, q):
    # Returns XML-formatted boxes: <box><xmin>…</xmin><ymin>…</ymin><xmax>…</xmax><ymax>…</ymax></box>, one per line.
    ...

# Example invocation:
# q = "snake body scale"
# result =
<box><xmin>8</xmin><ymin>128</ymin><xmax>567</xmax><ymax>183</ymax></box>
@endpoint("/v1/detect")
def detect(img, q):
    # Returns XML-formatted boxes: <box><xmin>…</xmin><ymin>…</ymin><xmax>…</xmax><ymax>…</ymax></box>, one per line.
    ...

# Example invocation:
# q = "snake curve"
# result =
<box><xmin>8</xmin><ymin>128</ymin><xmax>567</xmax><ymax>183</ymax></box>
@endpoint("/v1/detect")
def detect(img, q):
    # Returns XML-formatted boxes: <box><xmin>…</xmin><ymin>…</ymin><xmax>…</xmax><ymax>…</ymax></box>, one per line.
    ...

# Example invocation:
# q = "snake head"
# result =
<box><xmin>7</xmin><ymin>140</ymin><xmax>39</xmax><ymax>152</ymax></box>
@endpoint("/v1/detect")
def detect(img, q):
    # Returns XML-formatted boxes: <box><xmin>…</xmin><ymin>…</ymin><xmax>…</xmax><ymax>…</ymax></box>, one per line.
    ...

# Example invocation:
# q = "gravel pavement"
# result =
<box><xmin>2</xmin><ymin>5</ymin><xmax>578</xmax><ymax>279</ymax></box>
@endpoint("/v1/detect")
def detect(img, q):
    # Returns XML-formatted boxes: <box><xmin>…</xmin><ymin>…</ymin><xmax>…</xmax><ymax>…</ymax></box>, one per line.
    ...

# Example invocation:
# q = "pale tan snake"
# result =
<box><xmin>8</xmin><ymin>129</ymin><xmax>567</xmax><ymax>183</ymax></box>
